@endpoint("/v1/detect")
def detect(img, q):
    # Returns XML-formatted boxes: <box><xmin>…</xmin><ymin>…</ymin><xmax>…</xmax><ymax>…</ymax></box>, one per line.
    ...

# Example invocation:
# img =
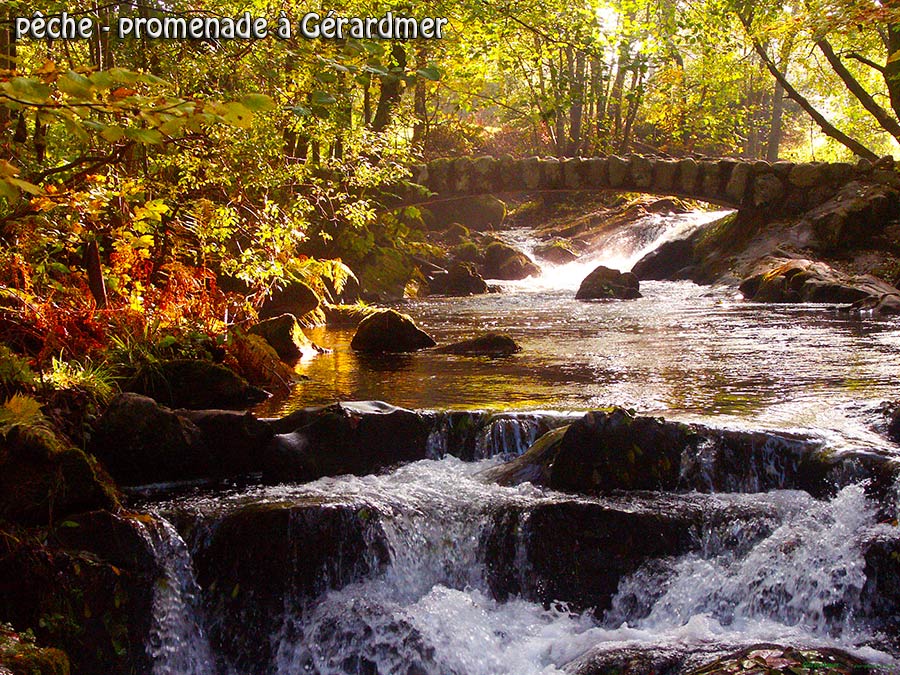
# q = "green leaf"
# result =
<box><xmin>6</xmin><ymin>177</ymin><xmax>43</xmax><ymax>195</ymax></box>
<box><xmin>240</xmin><ymin>94</ymin><xmax>276</xmax><ymax>112</ymax></box>
<box><xmin>123</xmin><ymin>128</ymin><xmax>164</xmax><ymax>144</ymax></box>
<box><xmin>58</xmin><ymin>71</ymin><xmax>94</xmax><ymax>99</ymax></box>
<box><xmin>100</xmin><ymin>126</ymin><xmax>126</xmax><ymax>142</ymax></box>
<box><xmin>288</xmin><ymin>105</ymin><xmax>311</xmax><ymax>117</ymax></box>
<box><xmin>4</xmin><ymin>77</ymin><xmax>52</xmax><ymax>104</ymax></box>
<box><xmin>0</xmin><ymin>179</ymin><xmax>17</xmax><ymax>201</ymax></box>
<box><xmin>311</xmin><ymin>91</ymin><xmax>336</xmax><ymax>105</ymax></box>
<box><xmin>220</xmin><ymin>102</ymin><xmax>254</xmax><ymax>128</ymax></box>
<box><xmin>416</xmin><ymin>66</ymin><xmax>442</xmax><ymax>81</ymax></box>
<box><xmin>63</xmin><ymin>116</ymin><xmax>90</xmax><ymax>143</ymax></box>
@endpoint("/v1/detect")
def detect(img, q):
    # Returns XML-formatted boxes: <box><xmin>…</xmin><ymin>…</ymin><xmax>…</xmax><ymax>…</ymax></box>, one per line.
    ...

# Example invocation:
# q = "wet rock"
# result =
<box><xmin>127</xmin><ymin>358</ymin><xmax>268</xmax><ymax>410</ymax></box>
<box><xmin>91</xmin><ymin>393</ymin><xmax>206</xmax><ymax>485</ymax></box>
<box><xmin>534</xmin><ymin>240</ymin><xmax>579</xmax><ymax>265</ymax></box>
<box><xmin>631</xmin><ymin>237</ymin><xmax>696</xmax><ymax>280</ymax></box>
<box><xmin>265</xmin><ymin>401</ymin><xmax>431</xmax><ymax>481</ymax></box>
<box><xmin>576</xmin><ymin>266</ymin><xmax>642</xmax><ymax>300</ymax></box>
<box><xmin>846</xmin><ymin>292</ymin><xmax>900</xmax><ymax>316</ymax></box>
<box><xmin>258</xmin><ymin>279</ymin><xmax>319</xmax><ymax>321</ymax></box>
<box><xmin>482</xmin><ymin>493</ymin><xmax>777</xmax><ymax>613</ymax></box>
<box><xmin>424</xmin><ymin>195</ymin><xmax>507</xmax><ymax>231</ymax></box>
<box><xmin>550</xmin><ymin>408</ymin><xmax>689</xmax><ymax>492</ymax></box>
<box><xmin>682</xmin><ymin>644</ymin><xmax>873</xmax><ymax>675</ymax></box>
<box><xmin>567</xmin><ymin>643</ymin><xmax>876</xmax><ymax>675</ymax></box>
<box><xmin>862</xmin><ymin>531</ymin><xmax>900</xmax><ymax>637</ymax></box>
<box><xmin>90</xmin><ymin>393</ymin><xmax>272</xmax><ymax>485</ymax></box>
<box><xmin>225</xmin><ymin>331</ymin><xmax>297</xmax><ymax>392</ymax></box>
<box><xmin>480</xmin><ymin>241</ymin><xmax>541</xmax><ymax>280</ymax></box>
<box><xmin>350</xmin><ymin>309</ymin><xmax>436</xmax><ymax>352</ymax></box>
<box><xmin>479</xmin><ymin>425</ymin><xmax>568</xmax><ymax>485</ymax></box>
<box><xmin>176</xmin><ymin>408</ymin><xmax>274</xmax><ymax>475</ymax></box>
<box><xmin>248</xmin><ymin>313</ymin><xmax>318</xmax><ymax>364</ymax></box>
<box><xmin>739</xmin><ymin>257</ymin><xmax>900</xmax><ymax>305</ymax></box>
<box><xmin>0</xmin><ymin>512</ymin><xmax>162</xmax><ymax>675</ymax></box>
<box><xmin>427</xmin><ymin>262</ymin><xmax>489</xmax><ymax>296</ymax></box>
<box><xmin>0</xmin><ymin>625</ymin><xmax>70</xmax><ymax>675</ymax></box>
<box><xmin>496</xmin><ymin>407</ymin><xmax>900</xmax><ymax>503</ymax></box>
<box><xmin>435</xmin><ymin>333</ymin><xmax>520</xmax><ymax>357</ymax></box>
<box><xmin>184</xmin><ymin>499</ymin><xmax>387</xmax><ymax>672</ymax></box>
<box><xmin>0</xmin><ymin>425</ymin><xmax>119</xmax><ymax>526</ymax></box>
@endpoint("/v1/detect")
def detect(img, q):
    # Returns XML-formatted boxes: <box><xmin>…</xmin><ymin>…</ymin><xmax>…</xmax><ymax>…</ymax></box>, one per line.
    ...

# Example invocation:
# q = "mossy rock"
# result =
<box><xmin>226</xmin><ymin>331</ymin><xmax>298</xmax><ymax>393</ymax></box>
<box><xmin>0</xmin><ymin>625</ymin><xmax>70</xmax><ymax>675</ymax></box>
<box><xmin>127</xmin><ymin>358</ymin><xmax>268</xmax><ymax>410</ymax></box>
<box><xmin>258</xmin><ymin>280</ymin><xmax>320</xmax><ymax>321</ymax></box>
<box><xmin>685</xmin><ymin>644</ymin><xmax>871</xmax><ymax>675</ymax></box>
<box><xmin>248</xmin><ymin>313</ymin><xmax>317</xmax><ymax>365</ymax></box>
<box><xmin>322</xmin><ymin>304</ymin><xmax>379</xmax><ymax>329</ymax></box>
<box><xmin>452</xmin><ymin>241</ymin><xmax>482</xmax><ymax>264</ymax></box>
<box><xmin>0</xmin><ymin>424</ymin><xmax>120</xmax><ymax>526</ymax></box>
<box><xmin>576</xmin><ymin>266</ymin><xmax>642</xmax><ymax>300</ymax></box>
<box><xmin>481</xmin><ymin>241</ymin><xmax>541</xmax><ymax>280</ymax></box>
<box><xmin>350</xmin><ymin>309</ymin><xmax>436</xmax><ymax>353</ymax></box>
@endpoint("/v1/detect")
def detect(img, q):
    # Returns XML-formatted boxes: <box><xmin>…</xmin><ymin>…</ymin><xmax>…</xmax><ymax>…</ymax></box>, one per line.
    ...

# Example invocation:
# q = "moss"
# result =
<box><xmin>452</xmin><ymin>241</ymin><xmax>481</xmax><ymax>263</ymax></box>
<box><xmin>0</xmin><ymin>423</ymin><xmax>120</xmax><ymax>526</ymax></box>
<box><xmin>0</xmin><ymin>624</ymin><xmax>70</xmax><ymax>675</ymax></box>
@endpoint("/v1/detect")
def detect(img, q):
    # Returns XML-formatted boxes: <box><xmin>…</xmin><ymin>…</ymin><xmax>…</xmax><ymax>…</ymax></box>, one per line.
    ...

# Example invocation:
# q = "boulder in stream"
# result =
<box><xmin>350</xmin><ymin>309</ymin><xmax>436</xmax><ymax>352</ymax></box>
<box><xmin>265</xmin><ymin>401</ymin><xmax>431</xmax><ymax>481</ymax></box>
<box><xmin>258</xmin><ymin>279</ymin><xmax>319</xmax><ymax>321</ymax></box>
<box><xmin>435</xmin><ymin>332</ymin><xmax>521</xmax><ymax>357</ymax></box>
<box><xmin>248</xmin><ymin>313</ymin><xmax>319</xmax><ymax>364</ymax></box>
<box><xmin>480</xmin><ymin>241</ymin><xmax>541</xmax><ymax>280</ymax></box>
<box><xmin>576</xmin><ymin>265</ymin><xmax>642</xmax><ymax>300</ymax></box>
<box><xmin>426</xmin><ymin>261</ymin><xmax>489</xmax><ymax>296</ymax></box>
<box><xmin>90</xmin><ymin>393</ymin><xmax>273</xmax><ymax>486</ymax></box>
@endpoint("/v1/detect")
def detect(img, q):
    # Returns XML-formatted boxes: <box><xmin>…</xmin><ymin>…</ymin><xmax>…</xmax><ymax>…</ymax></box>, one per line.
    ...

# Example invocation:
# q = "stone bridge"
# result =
<box><xmin>409</xmin><ymin>154</ymin><xmax>899</xmax><ymax>214</ymax></box>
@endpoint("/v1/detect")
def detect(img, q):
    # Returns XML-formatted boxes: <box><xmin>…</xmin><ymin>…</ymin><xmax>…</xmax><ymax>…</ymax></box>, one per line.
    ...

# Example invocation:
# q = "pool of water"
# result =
<box><xmin>256</xmin><ymin>210</ymin><xmax>900</xmax><ymax>451</ymax></box>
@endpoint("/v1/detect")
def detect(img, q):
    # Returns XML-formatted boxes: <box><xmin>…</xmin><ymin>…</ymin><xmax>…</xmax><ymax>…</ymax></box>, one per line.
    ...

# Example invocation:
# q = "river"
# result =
<box><xmin>144</xmin><ymin>209</ymin><xmax>900</xmax><ymax>675</ymax></box>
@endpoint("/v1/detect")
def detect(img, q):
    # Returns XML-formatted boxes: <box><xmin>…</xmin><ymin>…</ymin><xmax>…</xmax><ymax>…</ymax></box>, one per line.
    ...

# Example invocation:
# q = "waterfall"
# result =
<box><xmin>140</xmin><ymin>458</ymin><xmax>895</xmax><ymax>675</ymax></box>
<box><xmin>425</xmin><ymin>411</ymin><xmax>573</xmax><ymax>461</ymax></box>
<box><xmin>142</xmin><ymin>517</ymin><xmax>216</xmax><ymax>675</ymax></box>
<box><xmin>605</xmin><ymin>485</ymin><xmax>887</xmax><ymax>641</ymax></box>
<box><xmin>499</xmin><ymin>209</ymin><xmax>730</xmax><ymax>292</ymax></box>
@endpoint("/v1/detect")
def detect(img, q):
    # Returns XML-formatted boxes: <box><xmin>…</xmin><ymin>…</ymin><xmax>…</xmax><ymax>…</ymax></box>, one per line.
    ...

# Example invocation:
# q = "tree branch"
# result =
<box><xmin>816</xmin><ymin>38</ymin><xmax>900</xmax><ymax>141</ymax></box>
<box><xmin>846</xmin><ymin>52</ymin><xmax>886</xmax><ymax>74</ymax></box>
<box><xmin>739</xmin><ymin>16</ymin><xmax>877</xmax><ymax>160</ymax></box>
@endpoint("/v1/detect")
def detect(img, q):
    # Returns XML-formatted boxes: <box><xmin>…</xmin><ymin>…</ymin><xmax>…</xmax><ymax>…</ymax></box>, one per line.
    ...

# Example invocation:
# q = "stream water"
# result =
<box><xmin>145</xmin><ymin>209</ymin><xmax>900</xmax><ymax>674</ymax></box>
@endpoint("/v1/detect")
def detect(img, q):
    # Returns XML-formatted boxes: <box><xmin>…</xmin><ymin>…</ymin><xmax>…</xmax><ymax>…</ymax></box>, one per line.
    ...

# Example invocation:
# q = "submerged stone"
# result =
<box><xmin>435</xmin><ymin>333</ymin><xmax>521</xmax><ymax>357</ymax></box>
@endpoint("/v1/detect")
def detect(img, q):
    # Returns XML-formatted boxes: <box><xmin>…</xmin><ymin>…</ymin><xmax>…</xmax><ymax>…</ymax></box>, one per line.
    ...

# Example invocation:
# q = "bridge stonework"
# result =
<box><xmin>410</xmin><ymin>155</ymin><xmax>899</xmax><ymax>213</ymax></box>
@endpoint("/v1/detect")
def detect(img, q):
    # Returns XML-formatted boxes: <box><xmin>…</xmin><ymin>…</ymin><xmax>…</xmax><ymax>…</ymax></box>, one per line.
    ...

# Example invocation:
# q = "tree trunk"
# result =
<box><xmin>817</xmin><ymin>37</ymin><xmax>900</xmax><ymax>142</ymax></box>
<box><xmin>884</xmin><ymin>23</ymin><xmax>900</xmax><ymax>122</ymax></box>
<box><xmin>745</xmin><ymin>26</ymin><xmax>876</xmax><ymax>160</ymax></box>
<box><xmin>84</xmin><ymin>241</ymin><xmax>108</xmax><ymax>309</ymax></box>
<box><xmin>766</xmin><ymin>79</ymin><xmax>784</xmax><ymax>161</ymax></box>
<box><xmin>412</xmin><ymin>45</ymin><xmax>429</xmax><ymax>147</ymax></box>
<box><xmin>0</xmin><ymin>10</ymin><xmax>13</xmax><ymax>132</ymax></box>
<box><xmin>371</xmin><ymin>44</ymin><xmax>406</xmax><ymax>132</ymax></box>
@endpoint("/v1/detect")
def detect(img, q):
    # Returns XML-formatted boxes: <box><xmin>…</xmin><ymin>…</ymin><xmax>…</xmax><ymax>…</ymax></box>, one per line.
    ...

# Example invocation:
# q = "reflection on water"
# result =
<box><xmin>254</xmin><ymin>210</ymin><xmax>900</xmax><ymax>449</ymax></box>
<box><xmin>256</xmin><ymin>279</ymin><xmax>900</xmax><ymax>449</ymax></box>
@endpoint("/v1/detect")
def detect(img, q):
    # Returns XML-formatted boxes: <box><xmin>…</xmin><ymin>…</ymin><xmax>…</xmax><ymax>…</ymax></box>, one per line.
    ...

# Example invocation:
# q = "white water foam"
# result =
<box><xmin>251</xmin><ymin>460</ymin><xmax>896</xmax><ymax>675</ymax></box>
<box><xmin>497</xmin><ymin>209</ymin><xmax>731</xmax><ymax>292</ymax></box>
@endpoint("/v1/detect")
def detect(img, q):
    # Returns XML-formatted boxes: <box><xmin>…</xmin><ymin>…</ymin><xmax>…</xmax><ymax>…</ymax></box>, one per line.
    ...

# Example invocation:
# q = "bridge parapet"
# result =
<box><xmin>410</xmin><ymin>155</ymin><xmax>898</xmax><ymax>213</ymax></box>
